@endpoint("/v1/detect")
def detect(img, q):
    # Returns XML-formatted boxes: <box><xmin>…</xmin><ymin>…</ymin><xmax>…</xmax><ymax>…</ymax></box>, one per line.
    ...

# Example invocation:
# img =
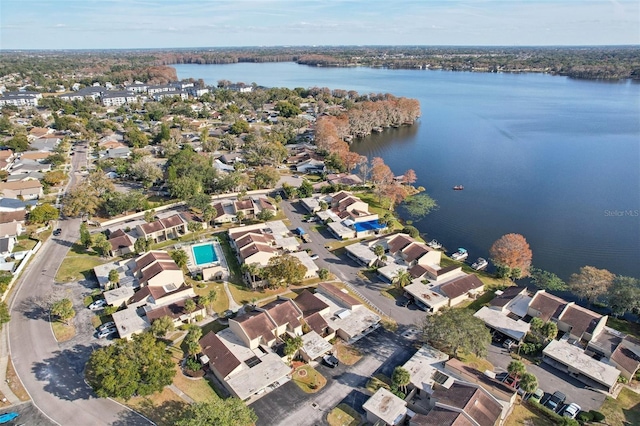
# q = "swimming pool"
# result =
<box><xmin>192</xmin><ymin>243</ymin><xmax>218</xmax><ymax>266</ymax></box>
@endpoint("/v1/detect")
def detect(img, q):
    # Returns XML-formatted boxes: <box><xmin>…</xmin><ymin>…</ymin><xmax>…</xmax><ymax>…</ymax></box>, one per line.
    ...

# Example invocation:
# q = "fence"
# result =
<box><xmin>342</xmin><ymin>281</ymin><xmax>385</xmax><ymax>317</ymax></box>
<box><xmin>1</xmin><ymin>240</ymin><xmax>43</xmax><ymax>303</ymax></box>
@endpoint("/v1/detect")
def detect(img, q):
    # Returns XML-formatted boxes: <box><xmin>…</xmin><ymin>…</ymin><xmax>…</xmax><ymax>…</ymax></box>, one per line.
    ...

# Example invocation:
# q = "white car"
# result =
<box><xmin>563</xmin><ymin>403</ymin><xmax>581</xmax><ymax>419</ymax></box>
<box><xmin>97</xmin><ymin>327</ymin><xmax>117</xmax><ymax>339</ymax></box>
<box><xmin>88</xmin><ymin>299</ymin><xmax>107</xmax><ymax>310</ymax></box>
<box><xmin>310</xmin><ymin>254</ymin><xmax>319</xmax><ymax>260</ymax></box>
<box><xmin>97</xmin><ymin>321</ymin><xmax>115</xmax><ymax>332</ymax></box>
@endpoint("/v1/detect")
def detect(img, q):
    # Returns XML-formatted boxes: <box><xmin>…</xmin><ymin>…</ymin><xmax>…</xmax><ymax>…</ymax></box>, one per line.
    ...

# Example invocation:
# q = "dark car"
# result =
<box><xmin>53</xmin><ymin>228</ymin><xmax>62</xmax><ymax>236</ymax></box>
<box><xmin>322</xmin><ymin>354</ymin><xmax>339</xmax><ymax>368</ymax></box>
<box><xmin>397</xmin><ymin>296</ymin><xmax>412</xmax><ymax>307</ymax></box>
<box><xmin>544</xmin><ymin>391</ymin><xmax>566</xmax><ymax>412</ymax></box>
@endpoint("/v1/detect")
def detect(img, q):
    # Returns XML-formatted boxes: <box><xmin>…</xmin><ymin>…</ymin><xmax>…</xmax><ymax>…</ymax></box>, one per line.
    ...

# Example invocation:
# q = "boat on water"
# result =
<box><xmin>451</xmin><ymin>248</ymin><xmax>468</xmax><ymax>261</ymax></box>
<box><xmin>453</xmin><ymin>185</ymin><xmax>464</xmax><ymax>190</ymax></box>
<box><xmin>471</xmin><ymin>258</ymin><xmax>488</xmax><ymax>270</ymax></box>
<box><xmin>427</xmin><ymin>239</ymin><xmax>442</xmax><ymax>249</ymax></box>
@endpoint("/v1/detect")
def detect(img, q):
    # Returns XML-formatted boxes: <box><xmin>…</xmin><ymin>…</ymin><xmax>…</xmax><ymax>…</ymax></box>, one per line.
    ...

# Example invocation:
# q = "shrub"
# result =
<box><xmin>185</xmin><ymin>357</ymin><xmax>201</xmax><ymax>372</ymax></box>
<box><xmin>577</xmin><ymin>411</ymin><xmax>594</xmax><ymax>422</ymax></box>
<box><xmin>402</xmin><ymin>225</ymin><xmax>420</xmax><ymax>239</ymax></box>
<box><xmin>589</xmin><ymin>410</ymin><xmax>605</xmax><ymax>422</ymax></box>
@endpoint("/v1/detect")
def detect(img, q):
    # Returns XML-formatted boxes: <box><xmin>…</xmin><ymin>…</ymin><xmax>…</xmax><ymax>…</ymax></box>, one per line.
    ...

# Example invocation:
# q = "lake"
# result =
<box><xmin>174</xmin><ymin>62</ymin><xmax>640</xmax><ymax>280</ymax></box>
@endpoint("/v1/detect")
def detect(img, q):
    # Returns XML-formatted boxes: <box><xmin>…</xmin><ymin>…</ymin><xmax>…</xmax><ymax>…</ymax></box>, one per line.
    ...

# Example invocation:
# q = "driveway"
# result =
<box><xmin>252</xmin><ymin>328</ymin><xmax>417</xmax><ymax>426</ymax></box>
<box><xmin>486</xmin><ymin>343</ymin><xmax>607</xmax><ymax>412</ymax></box>
<box><xmin>280</xmin><ymin>200</ymin><xmax>427</xmax><ymax>328</ymax></box>
<box><xmin>7</xmin><ymin>140</ymin><xmax>152</xmax><ymax>425</ymax></box>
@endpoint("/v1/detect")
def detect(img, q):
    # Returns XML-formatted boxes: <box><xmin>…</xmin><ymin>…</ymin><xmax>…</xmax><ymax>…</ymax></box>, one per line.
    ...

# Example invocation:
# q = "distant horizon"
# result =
<box><xmin>1</xmin><ymin>0</ymin><xmax>638</xmax><ymax>50</ymax></box>
<box><xmin>1</xmin><ymin>44</ymin><xmax>639</xmax><ymax>53</ymax></box>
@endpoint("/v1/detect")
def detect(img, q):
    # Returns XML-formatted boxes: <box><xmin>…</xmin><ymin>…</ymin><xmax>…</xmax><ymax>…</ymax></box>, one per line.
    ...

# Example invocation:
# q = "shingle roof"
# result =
<box><xmin>199</xmin><ymin>331</ymin><xmax>242</xmax><ymax>378</ymax></box>
<box><xmin>387</xmin><ymin>234</ymin><xmax>414</xmax><ymax>254</ymax></box>
<box><xmin>139</xmin><ymin>220</ymin><xmax>165</xmax><ymax>234</ymax></box>
<box><xmin>234</xmin><ymin>199</ymin><xmax>254</xmax><ymax>211</ymax></box>
<box><xmin>317</xmin><ymin>283</ymin><xmax>361</xmax><ymax>308</ymax></box>
<box><xmin>146</xmin><ymin>297</ymin><xmax>202</xmax><ymax>322</ymax></box>
<box><xmin>0</xmin><ymin>211</ymin><xmax>26</xmax><ymax>224</ymax></box>
<box><xmin>402</xmin><ymin>242</ymin><xmax>431</xmax><ymax>263</ymax></box>
<box><xmin>439</xmin><ymin>275</ymin><xmax>484</xmax><ymax>299</ymax></box>
<box><xmin>294</xmin><ymin>289</ymin><xmax>329</xmax><ymax>316</ymax></box>
<box><xmin>261</xmin><ymin>299</ymin><xmax>302</xmax><ymax>328</ymax></box>
<box><xmin>234</xmin><ymin>311</ymin><xmax>276</xmax><ymax>342</ymax></box>
<box><xmin>134</xmin><ymin>251</ymin><xmax>173</xmax><ymax>273</ymax></box>
<box><xmin>140</xmin><ymin>261</ymin><xmax>180</xmax><ymax>284</ymax></box>
<box><xmin>411</xmin><ymin>409</ymin><xmax>474</xmax><ymax>426</ymax></box>
<box><xmin>558</xmin><ymin>303</ymin><xmax>603</xmax><ymax>338</ymax></box>
<box><xmin>304</xmin><ymin>312</ymin><xmax>329</xmax><ymax>335</ymax></box>
<box><xmin>109</xmin><ymin>233</ymin><xmax>134</xmax><ymax>251</ymax></box>
<box><xmin>235</xmin><ymin>233</ymin><xmax>274</xmax><ymax>250</ymax></box>
<box><xmin>0</xmin><ymin>180</ymin><xmax>42</xmax><ymax>190</ymax></box>
<box><xmin>611</xmin><ymin>345</ymin><xmax>640</xmax><ymax>374</ymax></box>
<box><xmin>489</xmin><ymin>286</ymin><xmax>526</xmax><ymax>308</ymax></box>
<box><xmin>239</xmin><ymin>242</ymin><xmax>276</xmax><ymax>261</ymax></box>
<box><xmin>528</xmin><ymin>291</ymin><xmax>568</xmax><ymax>321</ymax></box>
<box><xmin>159</xmin><ymin>214</ymin><xmax>185</xmax><ymax>228</ymax></box>
<box><xmin>432</xmin><ymin>382</ymin><xmax>501</xmax><ymax>426</ymax></box>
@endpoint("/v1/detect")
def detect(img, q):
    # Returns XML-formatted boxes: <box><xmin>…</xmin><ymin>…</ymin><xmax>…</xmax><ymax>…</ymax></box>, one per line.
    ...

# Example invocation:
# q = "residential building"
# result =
<box><xmin>101</xmin><ymin>91</ymin><xmax>137</xmax><ymax>107</ymax></box>
<box><xmin>108</xmin><ymin>229</ymin><xmax>136</xmax><ymax>257</ymax></box>
<box><xmin>0</xmin><ymin>236</ymin><xmax>16</xmax><ymax>256</ymax></box>
<box><xmin>363</xmin><ymin>388</ymin><xmax>409</xmax><ymax>426</ymax></box>
<box><xmin>132</xmin><ymin>250</ymin><xmax>184</xmax><ymax>288</ymax></box>
<box><xmin>0</xmin><ymin>180</ymin><xmax>43</xmax><ymax>200</ymax></box>
<box><xmin>135</xmin><ymin>214</ymin><xmax>188</xmax><ymax>243</ymax></box>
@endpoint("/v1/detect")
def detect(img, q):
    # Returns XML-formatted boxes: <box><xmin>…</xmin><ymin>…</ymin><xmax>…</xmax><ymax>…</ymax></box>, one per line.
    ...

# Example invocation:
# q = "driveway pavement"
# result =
<box><xmin>7</xmin><ymin>141</ymin><xmax>152</xmax><ymax>425</ymax></box>
<box><xmin>486</xmin><ymin>343</ymin><xmax>606</xmax><ymax>412</ymax></box>
<box><xmin>280</xmin><ymin>200</ymin><xmax>427</xmax><ymax>328</ymax></box>
<box><xmin>252</xmin><ymin>328</ymin><xmax>417</xmax><ymax>426</ymax></box>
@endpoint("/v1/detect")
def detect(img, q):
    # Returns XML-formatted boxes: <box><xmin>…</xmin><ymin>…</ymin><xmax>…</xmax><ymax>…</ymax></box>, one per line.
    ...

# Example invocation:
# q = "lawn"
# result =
<box><xmin>122</xmin><ymin>387</ymin><xmax>187</xmax><ymax>426</ymax></box>
<box><xmin>600</xmin><ymin>387</ymin><xmax>640</xmax><ymax>426</ymax></box>
<box><xmin>365</xmin><ymin>374</ymin><xmax>391</xmax><ymax>394</ymax></box>
<box><xmin>291</xmin><ymin>365</ymin><xmax>326</xmax><ymax>393</ymax></box>
<box><xmin>336</xmin><ymin>341</ymin><xmax>363</xmax><ymax>366</ymax></box>
<box><xmin>171</xmin><ymin>366</ymin><xmax>221</xmax><ymax>403</ymax></box>
<box><xmin>55</xmin><ymin>244</ymin><xmax>109</xmax><ymax>283</ymax></box>
<box><xmin>200</xmin><ymin>320</ymin><xmax>228</xmax><ymax>336</ymax></box>
<box><xmin>354</xmin><ymin>191</ymin><xmax>403</xmax><ymax>231</ymax></box>
<box><xmin>227</xmin><ymin>283</ymin><xmax>285</xmax><ymax>305</ymax></box>
<box><xmin>327</xmin><ymin>403</ymin><xmax>363</xmax><ymax>426</ymax></box>
<box><xmin>458</xmin><ymin>290</ymin><xmax>497</xmax><ymax>312</ymax></box>
<box><xmin>193</xmin><ymin>282</ymin><xmax>228</xmax><ymax>315</ymax></box>
<box><xmin>217</xmin><ymin>234</ymin><xmax>242</xmax><ymax>284</ymax></box>
<box><xmin>6</xmin><ymin>357</ymin><xmax>30</xmax><ymax>402</ymax></box>
<box><xmin>505</xmin><ymin>403</ymin><xmax>555</xmax><ymax>426</ymax></box>
<box><xmin>12</xmin><ymin>236</ymin><xmax>38</xmax><ymax>252</ymax></box>
<box><xmin>51</xmin><ymin>321</ymin><xmax>76</xmax><ymax>342</ymax></box>
<box><xmin>457</xmin><ymin>351</ymin><xmax>494</xmax><ymax>373</ymax></box>
<box><xmin>606</xmin><ymin>317</ymin><xmax>640</xmax><ymax>340</ymax></box>
<box><xmin>440</xmin><ymin>255</ymin><xmax>510</xmax><ymax>290</ymax></box>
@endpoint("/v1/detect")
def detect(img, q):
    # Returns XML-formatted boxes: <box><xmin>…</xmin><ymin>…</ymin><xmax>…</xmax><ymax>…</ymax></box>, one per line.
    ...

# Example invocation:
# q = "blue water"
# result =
<box><xmin>174</xmin><ymin>62</ymin><xmax>640</xmax><ymax>280</ymax></box>
<box><xmin>192</xmin><ymin>243</ymin><xmax>218</xmax><ymax>266</ymax></box>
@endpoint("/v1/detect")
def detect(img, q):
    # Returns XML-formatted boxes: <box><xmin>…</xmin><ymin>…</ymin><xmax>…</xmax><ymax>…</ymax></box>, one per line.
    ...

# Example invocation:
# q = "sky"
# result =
<box><xmin>0</xmin><ymin>0</ymin><xmax>638</xmax><ymax>50</ymax></box>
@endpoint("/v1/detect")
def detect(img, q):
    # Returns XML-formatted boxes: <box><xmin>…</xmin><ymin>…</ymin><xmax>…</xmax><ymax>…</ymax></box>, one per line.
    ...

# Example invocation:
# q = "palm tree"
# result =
<box><xmin>199</xmin><ymin>290</ymin><xmax>217</xmax><ymax>316</ymax></box>
<box><xmin>242</xmin><ymin>263</ymin><xmax>260</xmax><ymax>288</ymax></box>
<box><xmin>518</xmin><ymin>372</ymin><xmax>538</xmax><ymax>400</ymax></box>
<box><xmin>373</xmin><ymin>244</ymin><xmax>385</xmax><ymax>264</ymax></box>
<box><xmin>392</xmin><ymin>366</ymin><xmax>411</xmax><ymax>395</ymax></box>
<box><xmin>393</xmin><ymin>269</ymin><xmax>412</xmax><ymax>289</ymax></box>
<box><xmin>507</xmin><ymin>360</ymin><xmax>526</xmax><ymax>386</ymax></box>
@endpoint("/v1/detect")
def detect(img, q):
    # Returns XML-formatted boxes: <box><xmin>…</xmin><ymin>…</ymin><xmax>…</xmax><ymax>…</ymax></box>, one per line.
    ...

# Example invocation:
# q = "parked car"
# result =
<box><xmin>309</xmin><ymin>254</ymin><xmax>319</xmax><ymax>260</ymax></box>
<box><xmin>53</xmin><ymin>228</ymin><xmax>62</xmax><ymax>236</ymax></box>
<box><xmin>88</xmin><ymin>299</ymin><xmax>107</xmax><ymax>310</ymax></box>
<box><xmin>0</xmin><ymin>412</ymin><xmax>18</xmax><ymax>424</ymax></box>
<box><xmin>529</xmin><ymin>388</ymin><xmax>544</xmax><ymax>403</ymax></box>
<box><xmin>502</xmin><ymin>339</ymin><xmax>516</xmax><ymax>350</ymax></box>
<box><xmin>563</xmin><ymin>403</ymin><xmax>581</xmax><ymax>419</ymax></box>
<box><xmin>397</xmin><ymin>296</ymin><xmax>412</xmax><ymax>307</ymax></box>
<box><xmin>97</xmin><ymin>321</ymin><xmax>115</xmax><ymax>332</ymax></box>
<box><xmin>322</xmin><ymin>354</ymin><xmax>339</xmax><ymax>368</ymax></box>
<box><xmin>544</xmin><ymin>391</ymin><xmax>566</xmax><ymax>412</ymax></box>
<box><xmin>97</xmin><ymin>327</ymin><xmax>117</xmax><ymax>339</ymax></box>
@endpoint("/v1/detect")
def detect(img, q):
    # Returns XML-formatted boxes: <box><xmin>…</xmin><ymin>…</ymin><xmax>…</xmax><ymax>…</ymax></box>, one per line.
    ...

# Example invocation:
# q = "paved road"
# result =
<box><xmin>486</xmin><ymin>343</ymin><xmax>606</xmax><ymax>412</ymax></box>
<box><xmin>7</xmin><ymin>142</ymin><xmax>151</xmax><ymax>426</ymax></box>
<box><xmin>280</xmin><ymin>200</ymin><xmax>427</xmax><ymax>328</ymax></box>
<box><xmin>252</xmin><ymin>328</ymin><xmax>417</xmax><ymax>426</ymax></box>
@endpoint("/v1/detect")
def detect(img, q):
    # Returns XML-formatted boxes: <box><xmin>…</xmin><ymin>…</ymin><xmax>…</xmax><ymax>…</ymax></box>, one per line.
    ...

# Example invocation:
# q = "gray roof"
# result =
<box><xmin>0</xmin><ymin>237</ymin><xmax>11</xmax><ymax>253</ymax></box>
<box><xmin>0</xmin><ymin>198</ymin><xmax>28</xmax><ymax>209</ymax></box>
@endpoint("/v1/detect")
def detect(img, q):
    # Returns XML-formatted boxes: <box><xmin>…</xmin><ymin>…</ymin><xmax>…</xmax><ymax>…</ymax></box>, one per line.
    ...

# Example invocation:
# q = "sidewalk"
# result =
<box><xmin>0</xmin><ymin>326</ymin><xmax>22</xmax><ymax>405</ymax></box>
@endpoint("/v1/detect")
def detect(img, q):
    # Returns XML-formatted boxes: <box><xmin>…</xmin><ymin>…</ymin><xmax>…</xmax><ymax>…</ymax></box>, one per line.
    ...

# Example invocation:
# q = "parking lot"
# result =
<box><xmin>251</xmin><ymin>328</ymin><xmax>418</xmax><ymax>426</ymax></box>
<box><xmin>486</xmin><ymin>342</ymin><xmax>607</xmax><ymax>412</ymax></box>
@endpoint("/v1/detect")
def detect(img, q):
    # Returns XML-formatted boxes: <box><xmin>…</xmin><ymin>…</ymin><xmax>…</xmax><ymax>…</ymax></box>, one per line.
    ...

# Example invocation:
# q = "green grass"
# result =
<box><xmin>292</xmin><ymin>365</ymin><xmax>327</xmax><ymax>393</ymax></box>
<box><xmin>217</xmin><ymin>233</ymin><xmax>242</xmax><ymax>284</ymax></box>
<box><xmin>122</xmin><ymin>388</ymin><xmax>187</xmax><ymax>426</ymax></box>
<box><xmin>55</xmin><ymin>248</ymin><xmax>108</xmax><ymax>283</ymax></box>
<box><xmin>200</xmin><ymin>320</ymin><xmax>228</xmax><ymax>336</ymax></box>
<box><xmin>505</xmin><ymin>404</ymin><xmax>556</xmax><ymax>426</ymax></box>
<box><xmin>172</xmin><ymin>366</ymin><xmax>221</xmax><ymax>403</ymax></box>
<box><xmin>327</xmin><ymin>403</ymin><xmax>362</xmax><ymax>426</ymax></box>
<box><xmin>51</xmin><ymin>321</ymin><xmax>75</xmax><ymax>342</ymax></box>
<box><xmin>606</xmin><ymin>317</ymin><xmax>640</xmax><ymax>340</ymax></box>
<box><xmin>354</xmin><ymin>191</ymin><xmax>403</xmax><ymax>231</ymax></box>
<box><xmin>12</xmin><ymin>236</ymin><xmax>38</xmax><ymax>252</ymax></box>
<box><xmin>457</xmin><ymin>351</ymin><xmax>494</xmax><ymax>373</ymax></box>
<box><xmin>458</xmin><ymin>290</ymin><xmax>497</xmax><ymax>312</ymax></box>
<box><xmin>227</xmin><ymin>283</ymin><xmax>286</xmax><ymax>305</ymax></box>
<box><xmin>600</xmin><ymin>387</ymin><xmax>640</xmax><ymax>426</ymax></box>
<box><xmin>193</xmin><ymin>282</ymin><xmax>228</xmax><ymax>315</ymax></box>
<box><xmin>365</xmin><ymin>374</ymin><xmax>391</xmax><ymax>394</ymax></box>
